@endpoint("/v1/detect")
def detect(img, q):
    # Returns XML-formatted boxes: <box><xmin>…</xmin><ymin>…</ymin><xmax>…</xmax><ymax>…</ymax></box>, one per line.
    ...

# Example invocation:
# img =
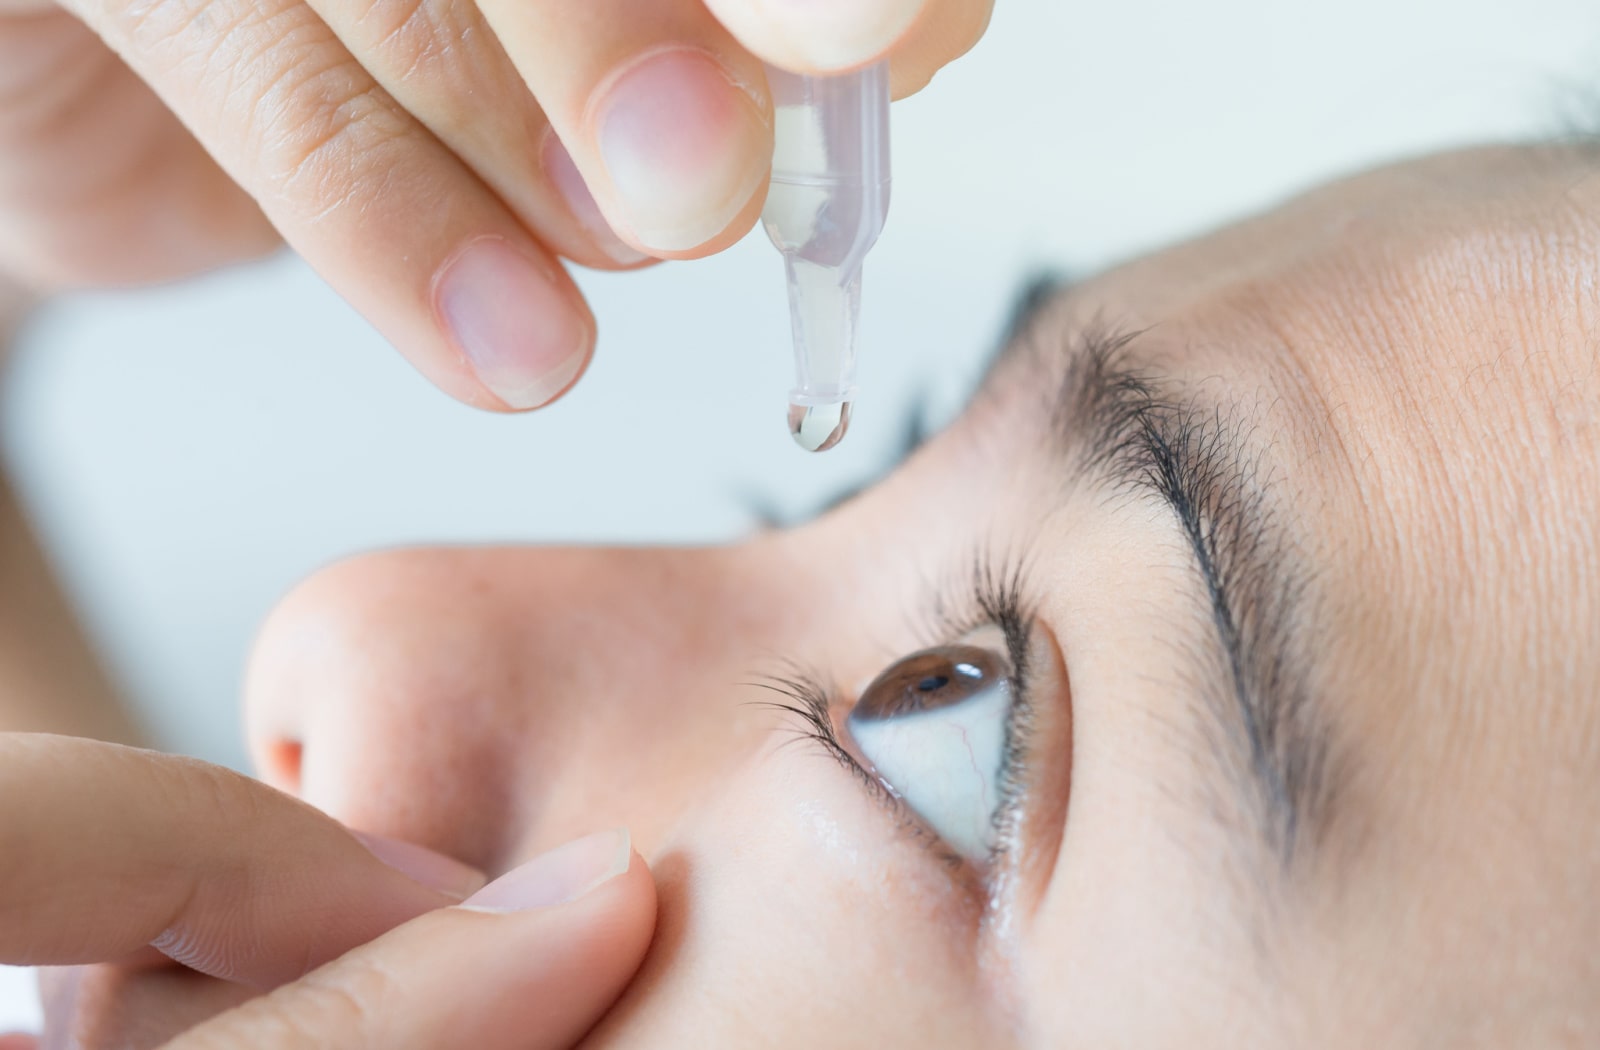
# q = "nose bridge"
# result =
<box><xmin>520</xmin><ymin>543</ymin><xmax>781</xmax><ymax>701</ymax></box>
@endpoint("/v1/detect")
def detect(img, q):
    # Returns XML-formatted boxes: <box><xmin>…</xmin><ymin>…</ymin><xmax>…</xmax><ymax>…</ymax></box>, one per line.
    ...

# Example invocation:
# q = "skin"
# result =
<box><xmin>57</xmin><ymin>143</ymin><xmax>1600</xmax><ymax>1046</ymax></box>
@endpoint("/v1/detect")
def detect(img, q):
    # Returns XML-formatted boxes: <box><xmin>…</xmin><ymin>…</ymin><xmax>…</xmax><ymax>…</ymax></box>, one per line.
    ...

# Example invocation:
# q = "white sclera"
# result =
<box><xmin>847</xmin><ymin>683</ymin><xmax>1010</xmax><ymax>861</ymax></box>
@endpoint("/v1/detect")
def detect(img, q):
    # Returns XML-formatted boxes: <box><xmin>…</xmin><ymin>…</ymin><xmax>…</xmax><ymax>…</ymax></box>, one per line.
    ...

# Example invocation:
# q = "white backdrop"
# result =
<box><xmin>3</xmin><ymin>0</ymin><xmax>1597</xmax><ymax>1033</ymax></box>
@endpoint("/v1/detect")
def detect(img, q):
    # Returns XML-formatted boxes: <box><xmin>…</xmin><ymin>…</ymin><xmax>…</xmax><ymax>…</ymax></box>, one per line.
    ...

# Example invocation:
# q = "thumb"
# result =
<box><xmin>164</xmin><ymin>830</ymin><xmax>655</xmax><ymax>1050</ymax></box>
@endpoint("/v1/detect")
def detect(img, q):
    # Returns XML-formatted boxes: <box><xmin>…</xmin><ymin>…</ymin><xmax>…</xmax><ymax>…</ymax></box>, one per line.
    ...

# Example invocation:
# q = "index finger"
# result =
<box><xmin>0</xmin><ymin>734</ymin><xmax>480</xmax><ymax>988</ymax></box>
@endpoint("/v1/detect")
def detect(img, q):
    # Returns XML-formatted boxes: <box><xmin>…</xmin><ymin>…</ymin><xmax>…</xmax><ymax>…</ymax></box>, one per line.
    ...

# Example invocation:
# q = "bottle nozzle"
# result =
<box><xmin>762</xmin><ymin>62</ymin><xmax>890</xmax><ymax>453</ymax></box>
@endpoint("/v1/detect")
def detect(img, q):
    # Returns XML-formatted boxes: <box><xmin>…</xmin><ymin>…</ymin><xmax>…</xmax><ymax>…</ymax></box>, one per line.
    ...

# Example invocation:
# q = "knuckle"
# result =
<box><xmin>199</xmin><ymin>7</ymin><xmax>408</xmax><ymax>205</ymax></box>
<box><xmin>101</xmin><ymin>0</ymin><xmax>264</xmax><ymax>86</ymax></box>
<box><xmin>252</xmin><ymin>76</ymin><xmax>409</xmax><ymax>209</ymax></box>
<box><xmin>357</xmin><ymin>0</ymin><xmax>447</xmax><ymax>82</ymax></box>
<box><xmin>250</xmin><ymin>64</ymin><xmax>412</xmax><ymax>214</ymax></box>
<box><xmin>339</xmin><ymin>0</ymin><xmax>520</xmax><ymax>144</ymax></box>
<box><xmin>89</xmin><ymin>0</ymin><xmax>414</xmax><ymax>215</ymax></box>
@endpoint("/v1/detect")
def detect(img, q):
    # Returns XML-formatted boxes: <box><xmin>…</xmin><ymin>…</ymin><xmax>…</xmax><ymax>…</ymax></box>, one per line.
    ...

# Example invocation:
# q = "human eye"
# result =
<box><xmin>847</xmin><ymin>636</ymin><xmax>1021</xmax><ymax>862</ymax></box>
<box><xmin>761</xmin><ymin>557</ymin><xmax>1057</xmax><ymax>871</ymax></box>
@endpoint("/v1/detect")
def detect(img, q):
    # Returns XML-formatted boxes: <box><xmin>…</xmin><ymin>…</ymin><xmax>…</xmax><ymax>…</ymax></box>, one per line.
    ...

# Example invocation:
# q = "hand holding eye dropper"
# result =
<box><xmin>762</xmin><ymin>64</ymin><xmax>892</xmax><ymax>452</ymax></box>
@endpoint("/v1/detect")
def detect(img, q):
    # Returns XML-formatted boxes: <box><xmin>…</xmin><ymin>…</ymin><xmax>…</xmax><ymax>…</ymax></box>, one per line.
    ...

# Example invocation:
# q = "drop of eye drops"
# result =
<box><xmin>788</xmin><ymin>400</ymin><xmax>852</xmax><ymax>452</ymax></box>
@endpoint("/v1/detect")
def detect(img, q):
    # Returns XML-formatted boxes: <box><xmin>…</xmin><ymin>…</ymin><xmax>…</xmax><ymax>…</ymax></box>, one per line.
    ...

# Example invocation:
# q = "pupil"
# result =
<box><xmin>916</xmin><ymin>675</ymin><xmax>949</xmax><ymax>693</ymax></box>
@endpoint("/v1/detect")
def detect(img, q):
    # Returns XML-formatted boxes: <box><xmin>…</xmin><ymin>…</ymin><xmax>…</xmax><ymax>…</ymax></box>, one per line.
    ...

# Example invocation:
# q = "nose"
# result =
<box><xmin>244</xmin><ymin>543</ymin><xmax>792</xmax><ymax>873</ymax></box>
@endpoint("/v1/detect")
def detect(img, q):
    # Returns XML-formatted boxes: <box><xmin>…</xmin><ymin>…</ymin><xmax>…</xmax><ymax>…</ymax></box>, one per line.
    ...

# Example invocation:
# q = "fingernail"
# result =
<box><xmin>596</xmin><ymin>48</ymin><xmax>769</xmax><ymax>253</ymax></box>
<box><xmin>542</xmin><ymin>132</ymin><xmax>650</xmax><ymax>267</ymax></box>
<box><xmin>460</xmin><ymin>829</ymin><xmax>632</xmax><ymax>913</ymax></box>
<box><xmin>434</xmin><ymin>236</ymin><xmax>592</xmax><ymax>411</ymax></box>
<box><xmin>353</xmin><ymin>830</ymin><xmax>487</xmax><ymax>901</ymax></box>
<box><xmin>763</xmin><ymin>0</ymin><xmax>925</xmax><ymax>69</ymax></box>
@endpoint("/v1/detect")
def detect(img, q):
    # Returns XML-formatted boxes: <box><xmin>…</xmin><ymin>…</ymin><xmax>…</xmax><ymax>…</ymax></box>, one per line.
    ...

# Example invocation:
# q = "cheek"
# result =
<box><xmin>582</xmin><ymin>743</ymin><xmax>1008</xmax><ymax>1048</ymax></box>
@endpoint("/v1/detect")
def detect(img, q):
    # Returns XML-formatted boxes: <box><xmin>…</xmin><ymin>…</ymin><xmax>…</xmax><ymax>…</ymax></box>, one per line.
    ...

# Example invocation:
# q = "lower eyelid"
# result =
<box><xmin>989</xmin><ymin>625</ymin><xmax>1073</xmax><ymax>921</ymax></box>
<box><xmin>816</xmin><ymin>711</ymin><xmax>991</xmax><ymax>892</ymax></box>
<box><xmin>750</xmin><ymin>675</ymin><xmax>922</xmax><ymax>833</ymax></box>
<box><xmin>751</xmin><ymin>675</ymin><xmax>980</xmax><ymax>876</ymax></box>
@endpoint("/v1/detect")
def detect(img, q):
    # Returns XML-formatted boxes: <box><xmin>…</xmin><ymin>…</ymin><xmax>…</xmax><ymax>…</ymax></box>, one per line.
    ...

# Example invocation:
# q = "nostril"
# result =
<box><xmin>261</xmin><ymin>738</ymin><xmax>304</xmax><ymax>794</ymax></box>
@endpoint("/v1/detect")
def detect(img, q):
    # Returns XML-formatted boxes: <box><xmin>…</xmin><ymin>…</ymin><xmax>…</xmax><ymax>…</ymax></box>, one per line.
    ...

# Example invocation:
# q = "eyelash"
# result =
<box><xmin>753</xmin><ymin>550</ymin><xmax>1040</xmax><ymax>870</ymax></box>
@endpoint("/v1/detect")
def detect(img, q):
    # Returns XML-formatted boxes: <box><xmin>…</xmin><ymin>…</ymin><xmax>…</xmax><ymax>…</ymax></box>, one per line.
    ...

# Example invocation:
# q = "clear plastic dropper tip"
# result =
<box><xmin>788</xmin><ymin>400</ymin><xmax>852</xmax><ymax>452</ymax></box>
<box><xmin>763</xmin><ymin>61</ymin><xmax>888</xmax><ymax>455</ymax></box>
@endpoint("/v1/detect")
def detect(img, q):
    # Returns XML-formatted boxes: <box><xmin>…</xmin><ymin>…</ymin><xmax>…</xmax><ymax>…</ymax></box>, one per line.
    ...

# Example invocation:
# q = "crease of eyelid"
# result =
<box><xmin>897</xmin><ymin>542</ymin><xmax>1040</xmax><ymax>692</ymax></box>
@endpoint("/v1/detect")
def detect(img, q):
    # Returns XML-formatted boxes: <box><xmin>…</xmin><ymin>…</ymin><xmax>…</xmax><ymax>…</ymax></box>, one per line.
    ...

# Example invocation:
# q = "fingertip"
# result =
<box><xmin>431</xmin><ymin>236</ymin><xmax>597</xmax><ymax>413</ymax></box>
<box><xmin>589</xmin><ymin>46</ymin><xmax>772</xmax><ymax>256</ymax></box>
<box><xmin>171</xmin><ymin>838</ymin><xmax>658</xmax><ymax>1050</ymax></box>
<box><xmin>614</xmin><ymin>179</ymin><xmax>766</xmax><ymax>263</ymax></box>
<box><xmin>351</xmin><ymin>831</ymin><xmax>488</xmax><ymax>902</ymax></box>
<box><xmin>598</xmin><ymin>845</ymin><xmax>659</xmax><ymax>955</ymax></box>
<box><xmin>456</xmin><ymin>829</ymin><xmax>656</xmax><ymax>986</ymax></box>
<box><xmin>886</xmin><ymin>0</ymin><xmax>994</xmax><ymax>99</ymax></box>
<box><xmin>708</xmin><ymin>0</ymin><xmax>928</xmax><ymax>73</ymax></box>
<box><xmin>541</xmin><ymin>132</ymin><xmax>654</xmax><ymax>269</ymax></box>
<box><xmin>480</xmin><ymin>340</ymin><xmax>595</xmax><ymax>414</ymax></box>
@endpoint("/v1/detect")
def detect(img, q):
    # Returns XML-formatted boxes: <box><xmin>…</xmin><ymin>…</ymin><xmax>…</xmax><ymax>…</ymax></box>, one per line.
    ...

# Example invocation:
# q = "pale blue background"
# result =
<box><xmin>3</xmin><ymin>0</ymin><xmax>1598</xmax><ymax>1032</ymax></box>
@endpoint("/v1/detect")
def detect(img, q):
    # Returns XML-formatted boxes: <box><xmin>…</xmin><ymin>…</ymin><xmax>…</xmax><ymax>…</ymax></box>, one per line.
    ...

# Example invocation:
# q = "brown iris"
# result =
<box><xmin>849</xmin><ymin>644</ymin><xmax>1009</xmax><ymax>723</ymax></box>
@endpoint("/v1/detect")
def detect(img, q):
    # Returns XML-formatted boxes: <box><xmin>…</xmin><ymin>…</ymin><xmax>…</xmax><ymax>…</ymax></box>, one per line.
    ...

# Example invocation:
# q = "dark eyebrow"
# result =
<box><xmin>997</xmin><ymin>297</ymin><xmax>1337</xmax><ymax>868</ymax></box>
